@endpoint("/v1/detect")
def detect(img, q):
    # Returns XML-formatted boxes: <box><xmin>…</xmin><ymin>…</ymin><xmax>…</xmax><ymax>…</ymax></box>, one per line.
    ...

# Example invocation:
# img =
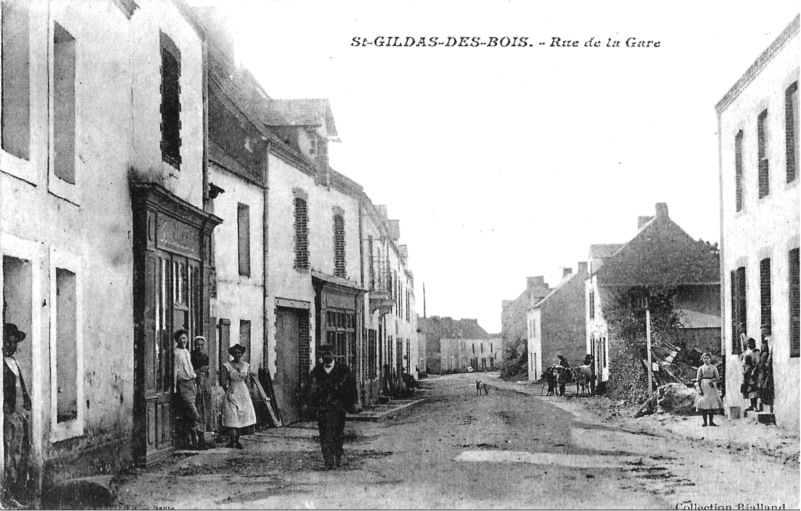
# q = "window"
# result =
<box><xmin>589</xmin><ymin>290</ymin><xmax>595</xmax><ymax>319</ymax></box>
<box><xmin>1</xmin><ymin>0</ymin><xmax>30</xmax><ymax>162</ymax></box>
<box><xmin>790</xmin><ymin>248</ymin><xmax>799</xmax><ymax>357</ymax></box>
<box><xmin>237</xmin><ymin>203</ymin><xmax>250</xmax><ymax>277</ymax></box>
<box><xmin>787</xmin><ymin>82</ymin><xmax>799</xmax><ymax>183</ymax></box>
<box><xmin>333</xmin><ymin>213</ymin><xmax>346</xmax><ymax>278</ymax></box>
<box><xmin>368</xmin><ymin>329</ymin><xmax>377</xmax><ymax>378</ymax></box>
<box><xmin>49</xmin><ymin>248</ymin><xmax>83</xmax><ymax>441</ymax></box>
<box><xmin>325</xmin><ymin>309</ymin><xmax>356</xmax><ymax>369</ymax></box>
<box><xmin>55</xmin><ymin>268</ymin><xmax>77</xmax><ymax>422</ymax></box>
<box><xmin>735</xmin><ymin>130</ymin><xmax>744</xmax><ymax>211</ymax></box>
<box><xmin>368</xmin><ymin>236</ymin><xmax>374</xmax><ymax>288</ymax></box>
<box><xmin>294</xmin><ymin>197</ymin><xmax>309</xmax><ymax>270</ymax></box>
<box><xmin>239</xmin><ymin>320</ymin><xmax>251</xmax><ymax>363</ymax></box>
<box><xmin>731</xmin><ymin>266</ymin><xmax>747</xmax><ymax>354</ymax></box>
<box><xmin>758</xmin><ymin>110</ymin><xmax>769</xmax><ymax>198</ymax></box>
<box><xmin>760</xmin><ymin>258</ymin><xmax>771</xmax><ymax>336</ymax></box>
<box><xmin>472</xmin><ymin>343</ymin><xmax>475</xmax><ymax>354</ymax></box>
<box><xmin>53</xmin><ymin>23</ymin><xmax>75</xmax><ymax>185</ymax></box>
<box><xmin>160</xmin><ymin>32</ymin><xmax>181</xmax><ymax>168</ymax></box>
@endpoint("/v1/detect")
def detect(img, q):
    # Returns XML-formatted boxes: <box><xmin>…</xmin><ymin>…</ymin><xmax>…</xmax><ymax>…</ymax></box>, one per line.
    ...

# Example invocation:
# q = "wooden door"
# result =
<box><xmin>275</xmin><ymin>308</ymin><xmax>302</xmax><ymax>424</ymax></box>
<box><xmin>141</xmin><ymin>254</ymin><xmax>174</xmax><ymax>464</ymax></box>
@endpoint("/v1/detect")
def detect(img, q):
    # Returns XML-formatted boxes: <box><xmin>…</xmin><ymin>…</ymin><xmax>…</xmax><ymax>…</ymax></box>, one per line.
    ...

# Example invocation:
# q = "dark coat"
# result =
<box><xmin>4</xmin><ymin>358</ymin><xmax>31</xmax><ymax>414</ymax></box>
<box><xmin>307</xmin><ymin>362</ymin><xmax>358</xmax><ymax>412</ymax></box>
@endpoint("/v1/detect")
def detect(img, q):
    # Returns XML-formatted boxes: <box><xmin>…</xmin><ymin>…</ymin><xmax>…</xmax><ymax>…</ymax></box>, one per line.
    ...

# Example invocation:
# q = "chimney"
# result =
<box><xmin>562</xmin><ymin>267</ymin><xmax>573</xmax><ymax>279</ymax></box>
<box><xmin>389</xmin><ymin>220</ymin><xmax>400</xmax><ymax>241</ymax></box>
<box><xmin>637</xmin><ymin>216</ymin><xmax>654</xmax><ymax>229</ymax></box>
<box><xmin>577</xmin><ymin>261</ymin><xmax>588</xmax><ymax>274</ymax></box>
<box><xmin>377</xmin><ymin>205</ymin><xmax>388</xmax><ymax>219</ymax></box>
<box><xmin>655</xmin><ymin>202</ymin><xmax>669</xmax><ymax>219</ymax></box>
<box><xmin>527</xmin><ymin>276</ymin><xmax>545</xmax><ymax>291</ymax></box>
<box><xmin>400</xmin><ymin>245</ymin><xmax>408</xmax><ymax>260</ymax></box>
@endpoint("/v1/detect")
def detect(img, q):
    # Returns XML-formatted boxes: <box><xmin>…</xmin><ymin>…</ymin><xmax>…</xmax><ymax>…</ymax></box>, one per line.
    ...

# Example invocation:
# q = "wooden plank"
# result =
<box><xmin>251</xmin><ymin>374</ymin><xmax>282</xmax><ymax>427</ymax></box>
<box><xmin>258</xmin><ymin>367</ymin><xmax>283</xmax><ymax>425</ymax></box>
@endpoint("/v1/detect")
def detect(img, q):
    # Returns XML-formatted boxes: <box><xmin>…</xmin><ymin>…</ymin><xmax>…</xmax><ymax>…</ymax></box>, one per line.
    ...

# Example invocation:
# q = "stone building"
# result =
<box><xmin>716</xmin><ymin>15</ymin><xmax>799</xmax><ymax>432</ymax></box>
<box><xmin>585</xmin><ymin>203</ymin><xmax>720</xmax><ymax>389</ymax></box>
<box><xmin>419</xmin><ymin>317</ymin><xmax>496</xmax><ymax>373</ymax></box>
<box><xmin>527</xmin><ymin>263</ymin><xmax>588</xmax><ymax>381</ymax></box>
<box><xmin>0</xmin><ymin>0</ymin><xmax>222</xmax><ymax>495</ymax></box>
<box><xmin>501</xmin><ymin>277</ymin><xmax>550</xmax><ymax>374</ymax></box>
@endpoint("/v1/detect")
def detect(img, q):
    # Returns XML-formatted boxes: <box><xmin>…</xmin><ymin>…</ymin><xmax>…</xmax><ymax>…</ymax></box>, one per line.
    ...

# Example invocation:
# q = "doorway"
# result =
<box><xmin>274</xmin><ymin>308</ymin><xmax>308</xmax><ymax>424</ymax></box>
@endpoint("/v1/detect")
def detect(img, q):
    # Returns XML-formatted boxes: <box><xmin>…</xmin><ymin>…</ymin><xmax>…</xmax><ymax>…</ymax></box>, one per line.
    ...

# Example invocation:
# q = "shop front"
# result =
<box><xmin>130</xmin><ymin>183</ymin><xmax>221</xmax><ymax>466</ymax></box>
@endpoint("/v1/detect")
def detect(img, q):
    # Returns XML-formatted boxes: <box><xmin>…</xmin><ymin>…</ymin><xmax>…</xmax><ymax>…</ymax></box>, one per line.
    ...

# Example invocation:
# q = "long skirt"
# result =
<box><xmin>695</xmin><ymin>379</ymin><xmax>724</xmax><ymax>412</ymax></box>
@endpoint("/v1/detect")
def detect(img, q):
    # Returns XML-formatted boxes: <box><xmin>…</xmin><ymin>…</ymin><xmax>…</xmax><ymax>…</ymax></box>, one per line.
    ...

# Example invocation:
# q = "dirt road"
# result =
<box><xmin>116</xmin><ymin>373</ymin><xmax>799</xmax><ymax>509</ymax></box>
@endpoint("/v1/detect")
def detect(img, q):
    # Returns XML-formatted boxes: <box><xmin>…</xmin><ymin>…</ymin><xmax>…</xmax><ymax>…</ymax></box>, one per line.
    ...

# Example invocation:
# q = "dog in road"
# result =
<box><xmin>475</xmin><ymin>381</ymin><xmax>489</xmax><ymax>396</ymax></box>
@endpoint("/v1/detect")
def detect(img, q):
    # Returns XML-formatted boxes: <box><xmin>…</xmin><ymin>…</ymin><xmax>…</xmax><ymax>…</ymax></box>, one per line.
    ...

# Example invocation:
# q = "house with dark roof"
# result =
<box><xmin>501</xmin><ymin>277</ymin><xmax>550</xmax><ymax>362</ymax></box>
<box><xmin>527</xmin><ymin>263</ymin><xmax>589</xmax><ymax>381</ymax></box>
<box><xmin>586</xmin><ymin>203</ymin><xmax>721</xmax><ymax>388</ymax></box>
<box><xmin>419</xmin><ymin>317</ymin><xmax>499</xmax><ymax>373</ymax></box>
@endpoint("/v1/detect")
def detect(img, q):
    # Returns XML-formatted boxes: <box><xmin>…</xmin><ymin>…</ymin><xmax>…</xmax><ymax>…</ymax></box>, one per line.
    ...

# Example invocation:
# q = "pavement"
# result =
<box><xmin>346</xmin><ymin>396</ymin><xmax>427</xmax><ymax>422</ymax></box>
<box><xmin>488</xmin><ymin>374</ymin><xmax>800</xmax><ymax>466</ymax></box>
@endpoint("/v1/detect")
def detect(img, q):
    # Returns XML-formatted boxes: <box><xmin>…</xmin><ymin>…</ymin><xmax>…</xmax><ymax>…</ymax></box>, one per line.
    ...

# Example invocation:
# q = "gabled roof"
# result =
<box><xmin>418</xmin><ymin>317</ymin><xmax>490</xmax><ymax>340</ymax></box>
<box><xmin>595</xmin><ymin>212</ymin><xmax>719</xmax><ymax>287</ymax></box>
<box><xmin>262</xmin><ymin>99</ymin><xmax>340</xmax><ymax>140</ymax></box>
<box><xmin>533</xmin><ymin>265</ymin><xmax>589</xmax><ymax>309</ymax></box>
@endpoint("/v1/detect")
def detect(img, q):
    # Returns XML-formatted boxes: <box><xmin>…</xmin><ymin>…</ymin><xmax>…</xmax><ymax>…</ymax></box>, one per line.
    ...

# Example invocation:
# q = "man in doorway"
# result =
<box><xmin>173</xmin><ymin>329</ymin><xmax>201</xmax><ymax>449</ymax></box>
<box><xmin>3</xmin><ymin>323</ymin><xmax>31</xmax><ymax>501</ymax></box>
<box><xmin>305</xmin><ymin>344</ymin><xmax>360</xmax><ymax>470</ymax></box>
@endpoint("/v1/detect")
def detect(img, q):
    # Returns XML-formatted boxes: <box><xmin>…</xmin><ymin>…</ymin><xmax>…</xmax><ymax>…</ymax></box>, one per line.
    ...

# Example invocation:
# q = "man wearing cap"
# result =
<box><xmin>305</xmin><ymin>344</ymin><xmax>360</xmax><ymax>469</ymax></box>
<box><xmin>3</xmin><ymin>323</ymin><xmax>31</xmax><ymax>498</ymax></box>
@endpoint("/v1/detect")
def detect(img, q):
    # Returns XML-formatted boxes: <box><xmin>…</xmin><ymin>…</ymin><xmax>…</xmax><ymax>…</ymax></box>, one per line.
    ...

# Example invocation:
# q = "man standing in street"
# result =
<box><xmin>305</xmin><ymin>344</ymin><xmax>360</xmax><ymax>470</ymax></box>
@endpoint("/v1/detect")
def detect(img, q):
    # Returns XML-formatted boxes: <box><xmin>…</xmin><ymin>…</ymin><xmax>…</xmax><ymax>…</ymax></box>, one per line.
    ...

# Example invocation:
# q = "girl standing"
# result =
<box><xmin>694</xmin><ymin>353</ymin><xmax>724</xmax><ymax>427</ymax></box>
<box><xmin>221</xmin><ymin>344</ymin><xmax>257</xmax><ymax>449</ymax></box>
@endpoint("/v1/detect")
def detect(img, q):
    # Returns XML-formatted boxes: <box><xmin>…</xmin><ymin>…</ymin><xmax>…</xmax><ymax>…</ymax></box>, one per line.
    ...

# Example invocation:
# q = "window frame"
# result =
<box><xmin>47</xmin><ymin>17</ymin><xmax>79</xmax><ymax>204</ymax></box>
<box><xmin>49</xmin><ymin>246</ymin><xmax>84</xmax><ymax>442</ymax></box>
<box><xmin>159</xmin><ymin>31</ymin><xmax>182</xmax><ymax>170</ymax></box>
<box><xmin>0</xmin><ymin>0</ymin><xmax>34</xmax><ymax>185</ymax></box>
<box><xmin>757</xmin><ymin>110</ymin><xmax>770</xmax><ymax>199</ymax></box>
<box><xmin>237</xmin><ymin>203</ymin><xmax>251</xmax><ymax>277</ymax></box>
<box><xmin>786</xmin><ymin>81</ymin><xmax>798</xmax><ymax>184</ymax></box>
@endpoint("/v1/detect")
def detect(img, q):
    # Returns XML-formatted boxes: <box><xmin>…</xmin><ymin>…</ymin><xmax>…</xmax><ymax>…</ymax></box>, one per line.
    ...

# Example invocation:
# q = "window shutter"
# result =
<box><xmin>790</xmin><ymin>249</ymin><xmax>800</xmax><ymax>357</ymax></box>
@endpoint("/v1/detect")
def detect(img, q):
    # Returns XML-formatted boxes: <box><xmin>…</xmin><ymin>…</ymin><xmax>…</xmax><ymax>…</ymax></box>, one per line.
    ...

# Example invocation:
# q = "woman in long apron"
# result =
<box><xmin>694</xmin><ymin>353</ymin><xmax>724</xmax><ymax>427</ymax></box>
<box><xmin>221</xmin><ymin>344</ymin><xmax>256</xmax><ymax>449</ymax></box>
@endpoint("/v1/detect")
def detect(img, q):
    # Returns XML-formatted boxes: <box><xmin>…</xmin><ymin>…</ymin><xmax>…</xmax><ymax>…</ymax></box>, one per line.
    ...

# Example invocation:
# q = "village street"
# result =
<box><xmin>115</xmin><ymin>373</ymin><xmax>799</xmax><ymax>509</ymax></box>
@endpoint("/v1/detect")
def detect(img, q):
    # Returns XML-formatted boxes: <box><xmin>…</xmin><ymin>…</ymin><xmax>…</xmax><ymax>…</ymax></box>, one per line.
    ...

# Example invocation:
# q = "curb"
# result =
<box><xmin>347</xmin><ymin>398</ymin><xmax>426</xmax><ymax>422</ymax></box>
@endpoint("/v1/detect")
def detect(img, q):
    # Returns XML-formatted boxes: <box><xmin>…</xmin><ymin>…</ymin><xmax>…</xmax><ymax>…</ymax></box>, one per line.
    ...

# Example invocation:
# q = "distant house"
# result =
<box><xmin>716</xmin><ymin>15</ymin><xmax>799</xmax><ymax>432</ymax></box>
<box><xmin>527</xmin><ymin>263</ymin><xmax>588</xmax><ymax>381</ymax></box>
<box><xmin>419</xmin><ymin>317</ymin><xmax>497</xmax><ymax>373</ymax></box>
<box><xmin>585</xmin><ymin>203</ymin><xmax>721</xmax><ymax>388</ymax></box>
<box><xmin>501</xmin><ymin>277</ymin><xmax>550</xmax><ymax>362</ymax></box>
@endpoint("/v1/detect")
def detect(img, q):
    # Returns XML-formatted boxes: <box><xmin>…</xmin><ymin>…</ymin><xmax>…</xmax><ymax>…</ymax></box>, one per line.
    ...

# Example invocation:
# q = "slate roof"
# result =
<box><xmin>418</xmin><ymin>317</ymin><xmax>490</xmax><ymax>340</ymax></box>
<box><xmin>533</xmin><ymin>264</ymin><xmax>589</xmax><ymax>308</ymax></box>
<box><xmin>595</xmin><ymin>214</ymin><xmax>719</xmax><ymax>287</ymax></box>
<box><xmin>262</xmin><ymin>99</ymin><xmax>340</xmax><ymax>139</ymax></box>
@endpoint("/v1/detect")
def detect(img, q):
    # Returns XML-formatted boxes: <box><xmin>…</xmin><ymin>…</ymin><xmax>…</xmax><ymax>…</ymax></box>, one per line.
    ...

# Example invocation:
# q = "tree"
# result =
<box><xmin>603</xmin><ymin>286</ymin><xmax>684</xmax><ymax>402</ymax></box>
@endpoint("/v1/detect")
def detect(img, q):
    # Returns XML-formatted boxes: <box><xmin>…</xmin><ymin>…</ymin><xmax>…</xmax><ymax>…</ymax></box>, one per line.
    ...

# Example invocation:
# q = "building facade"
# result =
<box><xmin>717</xmin><ymin>15</ymin><xmax>800</xmax><ymax>433</ymax></box>
<box><xmin>527</xmin><ymin>264</ymin><xmax>588</xmax><ymax>381</ymax></box>
<box><xmin>0</xmin><ymin>0</ymin><xmax>224</xmax><ymax>493</ymax></box>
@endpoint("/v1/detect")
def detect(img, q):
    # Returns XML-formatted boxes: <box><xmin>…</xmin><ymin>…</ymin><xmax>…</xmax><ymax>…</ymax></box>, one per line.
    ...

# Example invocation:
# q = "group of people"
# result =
<box><xmin>173</xmin><ymin>330</ymin><xmax>257</xmax><ymax>450</ymax></box>
<box><xmin>173</xmin><ymin>332</ymin><xmax>360</xmax><ymax>470</ymax></box>
<box><xmin>739</xmin><ymin>329</ymin><xmax>774</xmax><ymax>414</ymax></box>
<box><xmin>692</xmin><ymin>326</ymin><xmax>774</xmax><ymax>427</ymax></box>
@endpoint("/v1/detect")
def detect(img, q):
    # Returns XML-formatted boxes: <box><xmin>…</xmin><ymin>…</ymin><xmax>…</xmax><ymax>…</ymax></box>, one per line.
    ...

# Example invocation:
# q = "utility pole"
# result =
<box><xmin>645</xmin><ymin>299</ymin><xmax>657</xmax><ymax>411</ymax></box>
<box><xmin>423</xmin><ymin>282</ymin><xmax>426</xmax><ymax>318</ymax></box>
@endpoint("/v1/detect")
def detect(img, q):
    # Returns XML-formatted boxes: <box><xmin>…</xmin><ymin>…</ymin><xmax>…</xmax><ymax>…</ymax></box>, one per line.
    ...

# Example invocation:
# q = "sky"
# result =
<box><xmin>209</xmin><ymin>0</ymin><xmax>798</xmax><ymax>332</ymax></box>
